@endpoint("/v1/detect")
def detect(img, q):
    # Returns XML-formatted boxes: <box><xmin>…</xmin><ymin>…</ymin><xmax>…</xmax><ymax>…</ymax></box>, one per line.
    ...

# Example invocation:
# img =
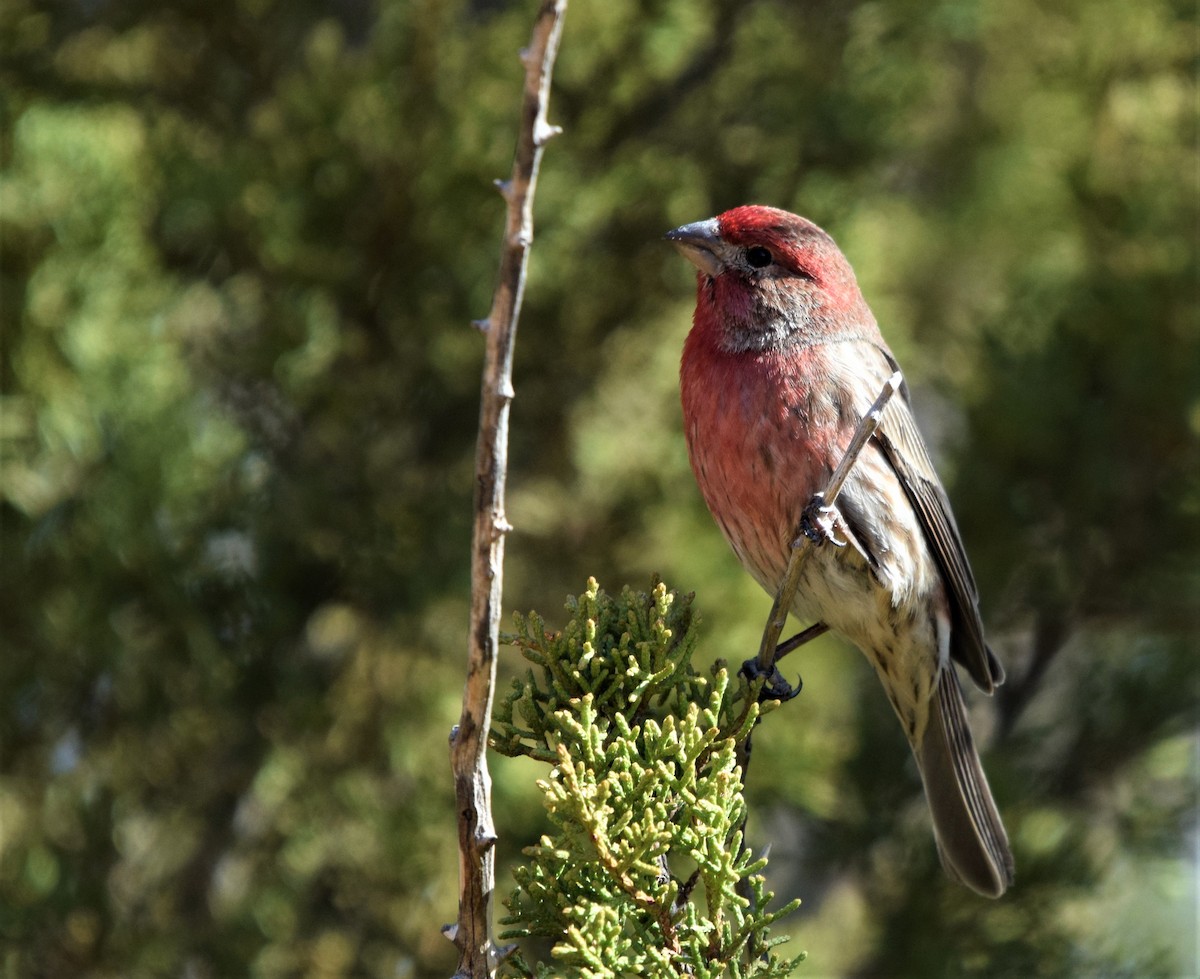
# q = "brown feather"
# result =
<box><xmin>918</xmin><ymin>666</ymin><xmax>1015</xmax><ymax>896</ymax></box>
<box><xmin>872</xmin><ymin>379</ymin><xmax>1004</xmax><ymax>692</ymax></box>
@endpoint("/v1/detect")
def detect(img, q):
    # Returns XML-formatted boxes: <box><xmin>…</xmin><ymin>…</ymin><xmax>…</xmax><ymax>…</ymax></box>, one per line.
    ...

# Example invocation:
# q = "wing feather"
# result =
<box><xmin>871</xmin><ymin>369</ymin><xmax>1003</xmax><ymax>691</ymax></box>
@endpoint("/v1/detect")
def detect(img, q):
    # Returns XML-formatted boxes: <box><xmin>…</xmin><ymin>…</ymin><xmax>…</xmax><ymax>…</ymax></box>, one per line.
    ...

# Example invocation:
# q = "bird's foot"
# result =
<box><xmin>798</xmin><ymin>492</ymin><xmax>846</xmax><ymax>547</ymax></box>
<box><xmin>740</xmin><ymin>657</ymin><xmax>802</xmax><ymax>702</ymax></box>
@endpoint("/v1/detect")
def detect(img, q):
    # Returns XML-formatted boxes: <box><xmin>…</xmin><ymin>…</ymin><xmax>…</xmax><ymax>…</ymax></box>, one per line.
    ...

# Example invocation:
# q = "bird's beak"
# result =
<box><xmin>665</xmin><ymin>217</ymin><xmax>724</xmax><ymax>277</ymax></box>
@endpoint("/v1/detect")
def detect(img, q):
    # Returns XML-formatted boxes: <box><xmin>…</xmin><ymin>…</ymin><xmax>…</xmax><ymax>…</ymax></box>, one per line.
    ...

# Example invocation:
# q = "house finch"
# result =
<box><xmin>668</xmin><ymin>205</ymin><xmax>1014</xmax><ymax>897</ymax></box>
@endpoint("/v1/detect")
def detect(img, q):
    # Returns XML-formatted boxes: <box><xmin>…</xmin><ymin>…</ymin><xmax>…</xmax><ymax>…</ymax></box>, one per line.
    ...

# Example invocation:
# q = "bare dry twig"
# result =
<box><xmin>733</xmin><ymin>372</ymin><xmax>904</xmax><ymax>920</ymax></box>
<box><xmin>752</xmin><ymin>371</ymin><xmax>904</xmax><ymax>684</ymax></box>
<box><xmin>446</xmin><ymin>3</ymin><xmax>567</xmax><ymax>977</ymax></box>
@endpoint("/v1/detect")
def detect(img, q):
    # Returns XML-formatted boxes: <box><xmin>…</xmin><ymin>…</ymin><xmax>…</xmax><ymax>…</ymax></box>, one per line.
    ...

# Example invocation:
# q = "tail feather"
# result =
<box><xmin>916</xmin><ymin>666</ymin><xmax>1014</xmax><ymax>898</ymax></box>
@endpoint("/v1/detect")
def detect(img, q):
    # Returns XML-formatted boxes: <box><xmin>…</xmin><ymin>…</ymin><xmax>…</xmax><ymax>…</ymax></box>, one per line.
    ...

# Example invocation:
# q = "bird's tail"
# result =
<box><xmin>915</xmin><ymin>665</ymin><xmax>1014</xmax><ymax>898</ymax></box>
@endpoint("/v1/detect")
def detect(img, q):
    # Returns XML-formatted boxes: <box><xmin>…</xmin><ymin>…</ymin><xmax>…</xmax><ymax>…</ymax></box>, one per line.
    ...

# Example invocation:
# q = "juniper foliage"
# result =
<box><xmin>493</xmin><ymin>579</ymin><xmax>803</xmax><ymax>979</ymax></box>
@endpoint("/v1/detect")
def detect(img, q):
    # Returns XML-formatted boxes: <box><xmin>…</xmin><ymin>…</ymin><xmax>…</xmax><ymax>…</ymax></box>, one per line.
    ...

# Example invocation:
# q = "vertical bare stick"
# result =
<box><xmin>448</xmin><ymin>2</ymin><xmax>567</xmax><ymax>977</ymax></box>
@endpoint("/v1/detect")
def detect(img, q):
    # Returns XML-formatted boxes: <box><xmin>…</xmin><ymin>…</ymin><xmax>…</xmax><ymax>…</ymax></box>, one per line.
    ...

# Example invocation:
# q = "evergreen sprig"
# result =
<box><xmin>493</xmin><ymin>579</ymin><xmax>803</xmax><ymax>978</ymax></box>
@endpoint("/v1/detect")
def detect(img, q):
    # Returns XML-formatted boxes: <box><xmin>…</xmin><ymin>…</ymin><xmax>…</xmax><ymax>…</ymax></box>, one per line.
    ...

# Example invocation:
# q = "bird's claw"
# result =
<box><xmin>740</xmin><ymin>657</ymin><xmax>803</xmax><ymax>702</ymax></box>
<box><xmin>799</xmin><ymin>494</ymin><xmax>847</xmax><ymax>547</ymax></box>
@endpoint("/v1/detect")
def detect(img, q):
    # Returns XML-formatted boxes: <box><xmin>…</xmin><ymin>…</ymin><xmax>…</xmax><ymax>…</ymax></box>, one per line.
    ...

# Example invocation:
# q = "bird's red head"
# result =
<box><xmin>716</xmin><ymin>205</ymin><xmax>840</xmax><ymax>282</ymax></box>
<box><xmin>667</xmin><ymin>204</ymin><xmax>874</xmax><ymax>354</ymax></box>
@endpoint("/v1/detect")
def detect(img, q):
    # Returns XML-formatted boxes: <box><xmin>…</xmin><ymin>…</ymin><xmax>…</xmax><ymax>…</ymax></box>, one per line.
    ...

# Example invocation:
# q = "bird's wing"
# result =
<box><xmin>867</xmin><ymin>350</ymin><xmax>1003</xmax><ymax>693</ymax></box>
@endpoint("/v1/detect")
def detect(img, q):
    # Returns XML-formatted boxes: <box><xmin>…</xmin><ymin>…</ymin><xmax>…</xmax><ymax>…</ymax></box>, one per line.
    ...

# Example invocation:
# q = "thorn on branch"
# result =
<box><xmin>534</xmin><ymin>121</ymin><xmax>563</xmax><ymax>147</ymax></box>
<box><xmin>494</xmin><ymin>178</ymin><xmax>513</xmax><ymax>200</ymax></box>
<box><xmin>472</xmin><ymin>318</ymin><xmax>490</xmax><ymax>333</ymax></box>
<box><xmin>497</xmin><ymin>378</ymin><xmax>515</xmax><ymax>400</ymax></box>
<box><xmin>494</xmin><ymin>517</ymin><xmax>514</xmax><ymax>535</ymax></box>
<box><xmin>477</xmin><ymin>829</ymin><xmax>499</xmax><ymax>850</ymax></box>
<box><xmin>442</xmin><ymin>922</ymin><xmax>459</xmax><ymax>943</ymax></box>
<box><xmin>449</xmin><ymin>724</ymin><xmax>460</xmax><ymax>744</ymax></box>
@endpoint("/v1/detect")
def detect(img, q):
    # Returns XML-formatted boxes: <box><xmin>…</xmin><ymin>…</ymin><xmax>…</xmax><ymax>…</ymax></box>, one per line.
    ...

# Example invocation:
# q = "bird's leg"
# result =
<box><xmin>798</xmin><ymin>492</ymin><xmax>847</xmax><ymax>547</ymax></box>
<box><xmin>744</xmin><ymin>525</ymin><xmax>831</xmax><ymax>702</ymax></box>
<box><xmin>775</xmin><ymin>621</ymin><xmax>830</xmax><ymax>661</ymax></box>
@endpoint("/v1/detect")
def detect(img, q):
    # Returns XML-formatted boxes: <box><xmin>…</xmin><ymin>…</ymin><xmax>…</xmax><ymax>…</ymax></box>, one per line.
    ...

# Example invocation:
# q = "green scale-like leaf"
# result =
<box><xmin>496</xmin><ymin>580</ymin><xmax>803</xmax><ymax>978</ymax></box>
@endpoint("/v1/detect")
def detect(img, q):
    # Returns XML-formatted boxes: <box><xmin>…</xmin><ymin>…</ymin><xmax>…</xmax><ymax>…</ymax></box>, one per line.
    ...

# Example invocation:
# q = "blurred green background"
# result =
<box><xmin>2</xmin><ymin>0</ymin><xmax>1197</xmax><ymax>976</ymax></box>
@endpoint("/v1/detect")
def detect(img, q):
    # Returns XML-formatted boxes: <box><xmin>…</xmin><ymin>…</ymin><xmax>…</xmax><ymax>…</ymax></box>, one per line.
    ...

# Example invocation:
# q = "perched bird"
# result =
<box><xmin>668</xmin><ymin>204</ymin><xmax>1014</xmax><ymax>897</ymax></box>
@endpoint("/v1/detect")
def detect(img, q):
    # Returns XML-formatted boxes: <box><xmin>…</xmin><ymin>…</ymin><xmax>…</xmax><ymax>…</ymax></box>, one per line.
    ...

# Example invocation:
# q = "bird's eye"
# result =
<box><xmin>745</xmin><ymin>246</ymin><xmax>773</xmax><ymax>269</ymax></box>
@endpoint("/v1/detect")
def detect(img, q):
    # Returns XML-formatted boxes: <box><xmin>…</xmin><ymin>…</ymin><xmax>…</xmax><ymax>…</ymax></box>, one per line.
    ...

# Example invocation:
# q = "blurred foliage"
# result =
<box><xmin>1</xmin><ymin>0</ymin><xmax>1196</xmax><ymax>976</ymax></box>
<box><xmin>495</xmin><ymin>579</ymin><xmax>800</xmax><ymax>978</ymax></box>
